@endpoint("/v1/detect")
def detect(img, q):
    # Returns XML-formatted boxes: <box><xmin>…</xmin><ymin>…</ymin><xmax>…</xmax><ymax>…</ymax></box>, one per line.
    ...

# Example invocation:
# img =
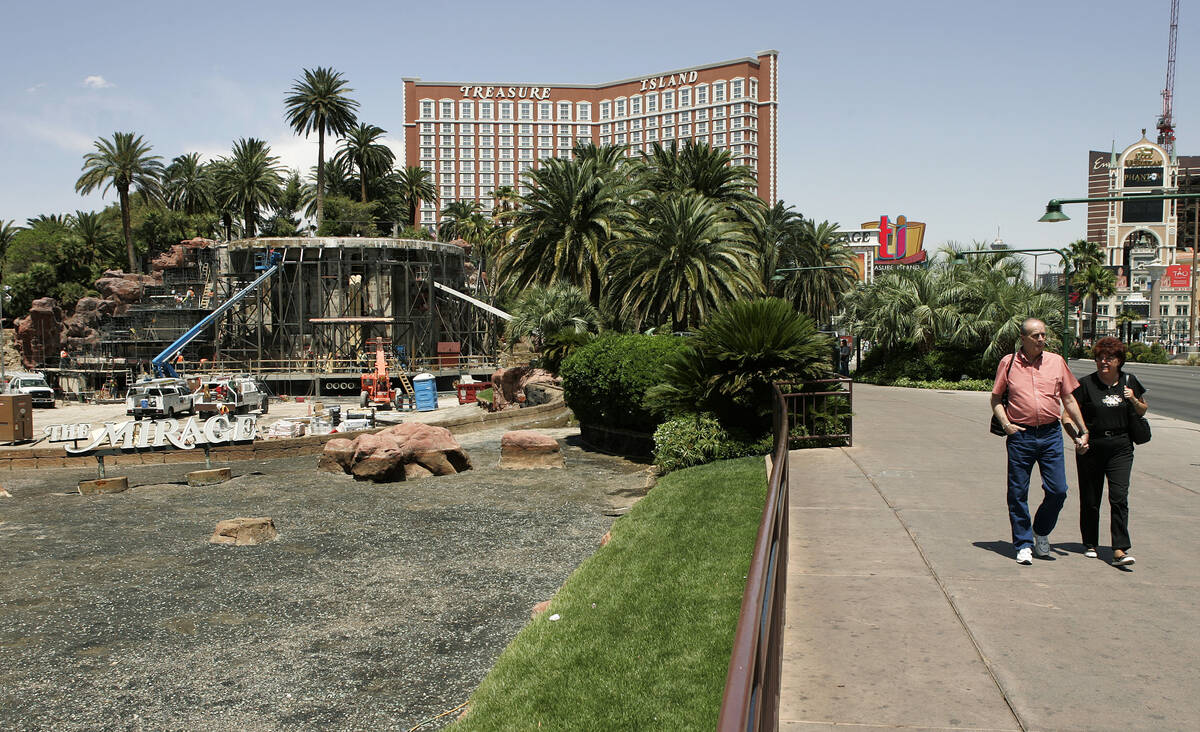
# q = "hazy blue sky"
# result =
<box><xmin>1</xmin><ymin>0</ymin><xmax>1191</xmax><ymax>271</ymax></box>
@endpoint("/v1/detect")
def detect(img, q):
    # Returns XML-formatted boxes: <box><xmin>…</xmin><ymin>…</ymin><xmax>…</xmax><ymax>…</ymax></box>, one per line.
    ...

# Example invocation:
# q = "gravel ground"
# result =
<box><xmin>0</xmin><ymin>426</ymin><xmax>648</xmax><ymax>731</ymax></box>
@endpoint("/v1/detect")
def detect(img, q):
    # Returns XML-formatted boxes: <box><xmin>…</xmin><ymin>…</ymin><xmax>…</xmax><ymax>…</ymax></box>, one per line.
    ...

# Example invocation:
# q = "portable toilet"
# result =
<box><xmin>413</xmin><ymin>372</ymin><xmax>438</xmax><ymax>412</ymax></box>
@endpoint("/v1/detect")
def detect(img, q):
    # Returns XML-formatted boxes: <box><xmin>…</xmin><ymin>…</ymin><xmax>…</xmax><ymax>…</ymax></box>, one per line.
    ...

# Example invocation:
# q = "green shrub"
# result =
<box><xmin>857</xmin><ymin>375</ymin><xmax>993</xmax><ymax>391</ymax></box>
<box><xmin>535</xmin><ymin>329</ymin><xmax>595</xmax><ymax>375</ymax></box>
<box><xmin>856</xmin><ymin>345</ymin><xmax>996</xmax><ymax>383</ymax></box>
<box><xmin>561</xmin><ymin>333</ymin><xmax>690</xmax><ymax>433</ymax></box>
<box><xmin>1126</xmin><ymin>342</ymin><xmax>1169</xmax><ymax>364</ymax></box>
<box><xmin>653</xmin><ymin>413</ymin><xmax>772</xmax><ymax>473</ymax></box>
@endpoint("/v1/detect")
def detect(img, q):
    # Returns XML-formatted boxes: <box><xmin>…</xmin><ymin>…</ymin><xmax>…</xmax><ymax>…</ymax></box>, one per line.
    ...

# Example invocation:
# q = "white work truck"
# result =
<box><xmin>125</xmin><ymin>378</ymin><xmax>195</xmax><ymax>418</ymax></box>
<box><xmin>4</xmin><ymin>372</ymin><xmax>56</xmax><ymax>407</ymax></box>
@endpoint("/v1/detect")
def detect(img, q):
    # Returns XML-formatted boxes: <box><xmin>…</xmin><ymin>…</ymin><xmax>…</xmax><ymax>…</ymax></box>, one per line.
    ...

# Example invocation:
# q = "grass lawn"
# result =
<box><xmin>451</xmin><ymin>456</ymin><xmax>767</xmax><ymax>731</ymax></box>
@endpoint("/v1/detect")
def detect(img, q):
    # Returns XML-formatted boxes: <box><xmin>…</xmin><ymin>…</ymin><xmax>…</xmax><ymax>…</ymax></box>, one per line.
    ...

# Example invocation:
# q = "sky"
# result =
<box><xmin>1</xmin><ymin>0</ymin><xmax>1193</xmax><ymax>274</ymax></box>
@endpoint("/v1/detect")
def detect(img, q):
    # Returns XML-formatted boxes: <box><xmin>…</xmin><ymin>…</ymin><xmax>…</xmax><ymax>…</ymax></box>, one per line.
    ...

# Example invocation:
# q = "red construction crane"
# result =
<box><xmin>1157</xmin><ymin>0</ymin><xmax>1180</xmax><ymax>156</ymax></box>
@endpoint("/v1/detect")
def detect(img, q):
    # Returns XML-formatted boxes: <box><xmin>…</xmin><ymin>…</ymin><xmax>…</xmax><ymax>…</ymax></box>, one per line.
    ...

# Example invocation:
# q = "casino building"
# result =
<box><xmin>1085</xmin><ymin>135</ymin><xmax>1198</xmax><ymax>347</ymax></box>
<box><xmin>402</xmin><ymin>51</ymin><xmax>779</xmax><ymax>228</ymax></box>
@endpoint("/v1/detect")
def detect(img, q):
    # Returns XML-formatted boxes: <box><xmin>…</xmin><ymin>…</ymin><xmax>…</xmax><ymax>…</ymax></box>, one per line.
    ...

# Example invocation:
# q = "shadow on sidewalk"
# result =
<box><xmin>972</xmin><ymin>540</ymin><xmax>1090</xmax><ymax>560</ymax></box>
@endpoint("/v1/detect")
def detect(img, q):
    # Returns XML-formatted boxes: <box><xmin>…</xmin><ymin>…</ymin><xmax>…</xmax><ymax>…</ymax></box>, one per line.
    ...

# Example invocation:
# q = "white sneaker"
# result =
<box><xmin>1033</xmin><ymin>534</ymin><xmax>1051</xmax><ymax>558</ymax></box>
<box><xmin>1084</xmin><ymin>547</ymin><xmax>1098</xmax><ymax>558</ymax></box>
<box><xmin>1016</xmin><ymin>547</ymin><xmax>1033</xmax><ymax>565</ymax></box>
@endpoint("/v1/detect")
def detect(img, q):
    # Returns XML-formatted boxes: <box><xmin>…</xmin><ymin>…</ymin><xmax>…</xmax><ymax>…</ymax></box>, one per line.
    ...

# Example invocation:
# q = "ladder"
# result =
<box><xmin>198</xmin><ymin>262</ymin><xmax>215</xmax><ymax>309</ymax></box>
<box><xmin>396</xmin><ymin>370</ymin><xmax>414</xmax><ymax>396</ymax></box>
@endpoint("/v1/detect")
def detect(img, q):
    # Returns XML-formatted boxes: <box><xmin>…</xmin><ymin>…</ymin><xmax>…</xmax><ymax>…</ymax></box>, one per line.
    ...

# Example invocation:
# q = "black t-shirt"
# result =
<box><xmin>1072</xmin><ymin>371</ymin><xmax>1146</xmax><ymax>435</ymax></box>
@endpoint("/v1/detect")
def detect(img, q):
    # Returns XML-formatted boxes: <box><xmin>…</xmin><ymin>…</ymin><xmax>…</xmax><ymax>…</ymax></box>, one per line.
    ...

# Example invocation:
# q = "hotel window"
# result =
<box><xmin>731</xmin><ymin>131</ymin><xmax>742</xmax><ymax>142</ymax></box>
<box><xmin>421</xmin><ymin>122</ymin><xmax>434</xmax><ymax>132</ymax></box>
<box><xmin>539</xmin><ymin>102</ymin><xmax>552</xmax><ymax>120</ymax></box>
<box><xmin>615</xmin><ymin>98</ymin><xmax>626</xmax><ymax>117</ymax></box>
<box><xmin>731</xmin><ymin>103</ymin><xmax>744</xmax><ymax>116</ymax></box>
<box><xmin>714</xmin><ymin>119</ymin><xmax>726</xmax><ymax>131</ymax></box>
<box><xmin>679</xmin><ymin>111</ymin><xmax>691</xmax><ymax>123</ymax></box>
<box><xmin>696</xmin><ymin>84</ymin><xmax>708</xmax><ymax>105</ymax></box>
<box><xmin>421</xmin><ymin>135</ymin><xmax>433</xmax><ymax>145</ymax></box>
<box><xmin>662</xmin><ymin>91</ymin><xmax>674</xmax><ymax>110</ymax></box>
<box><xmin>538</xmin><ymin>124</ymin><xmax>552</xmax><ymax>134</ymax></box>
<box><xmin>519</xmin><ymin>148</ymin><xmax>533</xmax><ymax>160</ymax></box>
<box><xmin>500</xmin><ymin>161</ymin><xmax>513</xmax><ymax>172</ymax></box>
<box><xmin>731</xmin><ymin>79</ymin><xmax>744</xmax><ymax>99</ymax></box>
<box><xmin>680</xmin><ymin>124</ymin><xmax>691</xmax><ymax>136</ymax></box>
<box><xmin>480</xmin><ymin>173</ymin><xmax>493</xmax><ymax>186</ymax></box>
<box><xmin>459</xmin><ymin>101</ymin><xmax>474</xmax><ymax>119</ymax></box>
<box><xmin>646</xmin><ymin>93</ymin><xmax>657</xmax><ymax>113</ymax></box>
<box><xmin>662</xmin><ymin>128</ymin><xmax>674</xmax><ymax>139</ymax></box>
<box><xmin>420</xmin><ymin>101</ymin><xmax>434</xmax><ymax>118</ymax></box>
<box><xmin>576</xmin><ymin>135</ymin><xmax>589</xmax><ymax>145</ymax></box>
<box><xmin>647</xmin><ymin>129</ymin><xmax>657</xmax><ymax>141</ymax></box>
<box><xmin>558</xmin><ymin>101</ymin><xmax>571</xmax><ymax>120</ymax></box>
<box><xmin>461</xmin><ymin>148</ymin><xmax>474</xmax><ymax>159</ymax></box>
<box><xmin>600</xmin><ymin>136</ymin><xmax>611</xmax><ymax>145</ymax></box>
<box><xmin>421</xmin><ymin>161</ymin><xmax>434</xmax><ymax>172</ymax></box>
<box><xmin>500</xmin><ymin>124</ymin><xmax>513</xmax><ymax>133</ymax></box>
<box><xmin>519</xmin><ymin>101</ymin><xmax>533</xmax><ymax>120</ymax></box>
<box><xmin>538</xmin><ymin>149</ymin><xmax>552</xmax><ymax>159</ymax></box>
<box><xmin>713</xmin><ymin>82</ymin><xmax>726</xmax><ymax>102</ymax></box>
<box><xmin>422</xmin><ymin>211</ymin><xmax>435</xmax><ymax>223</ymax></box>
<box><xmin>420</xmin><ymin>147</ymin><xmax>434</xmax><ymax>159</ymax></box>
<box><xmin>615</xmin><ymin>134</ymin><xmax>626</xmax><ymax>145</ymax></box>
<box><xmin>480</xmin><ymin>148</ymin><xmax>494</xmax><ymax>160</ymax></box>
<box><xmin>678</xmin><ymin>88</ymin><xmax>691</xmax><ymax>107</ymax></box>
<box><xmin>461</xmin><ymin>173</ymin><xmax>474</xmax><ymax>185</ymax></box>
<box><xmin>499</xmin><ymin>135</ymin><xmax>513</xmax><ymax>147</ymax></box>
<box><xmin>539</xmin><ymin>136</ymin><xmax>552</xmax><ymax>147</ymax></box>
<box><xmin>600</xmin><ymin>101</ymin><xmax>611</xmax><ymax>120</ymax></box>
<box><xmin>600</xmin><ymin>123</ymin><xmax>610</xmax><ymax>135</ymax></box>
<box><xmin>1161</xmin><ymin>304</ymin><xmax>1170</xmax><ymax>316</ymax></box>
<box><xmin>460</xmin><ymin>161</ymin><xmax>474</xmax><ymax>172</ymax></box>
<box><xmin>631</xmin><ymin>119</ymin><xmax>642</xmax><ymax>130</ymax></box>
<box><xmin>631</xmin><ymin>131</ymin><xmax>642</xmax><ymax>143</ymax></box>
<box><xmin>577</xmin><ymin>102</ymin><xmax>591</xmax><ymax>121</ymax></box>
<box><xmin>441</xmin><ymin>101</ymin><xmax>454</xmax><ymax>117</ymax></box>
<box><xmin>519</xmin><ymin>124</ymin><xmax>532</xmax><ymax>134</ymax></box>
<box><xmin>479</xmin><ymin>123</ymin><xmax>493</xmax><ymax>134</ymax></box>
<box><xmin>749</xmin><ymin>79</ymin><xmax>758</xmax><ymax>100</ymax></box>
<box><xmin>440</xmin><ymin>135</ymin><xmax>453</xmax><ymax>146</ymax></box>
<box><xmin>440</xmin><ymin>123</ymin><xmax>453</xmax><ymax>133</ymax></box>
<box><xmin>557</xmin><ymin>136</ymin><xmax>571</xmax><ymax>148</ymax></box>
<box><xmin>500</xmin><ymin>148</ymin><xmax>514</xmax><ymax>160</ymax></box>
<box><xmin>713</xmin><ymin>133</ymin><xmax>725</xmax><ymax>145</ymax></box>
<box><xmin>440</xmin><ymin>160</ymin><xmax>454</xmax><ymax>171</ymax></box>
<box><xmin>461</xmin><ymin>186</ymin><xmax>474</xmax><ymax>198</ymax></box>
<box><xmin>441</xmin><ymin>185</ymin><xmax>454</xmax><ymax>197</ymax></box>
<box><xmin>631</xmin><ymin>96</ymin><xmax>642</xmax><ymax>115</ymax></box>
<box><xmin>480</xmin><ymin>102</ymin><xmax>494</xmax><ymax>120</ymax></box>
<box><xmin>577</xmin><ymin>124</ymin><xmax>591</xmax><ymax>135</ymax></box>
<box><xmin>479</xmin><ymin>136</ymin><xmax>494</xmax><ymax>147</ymax></box>
<box><xmin>440</xmin><ymin>147</ymin><xmax>454</xmax><ymax>159</ymax></box>
<box><xmin>519</xmin><ymin>136</ymin><xmax>533</xmax><ymax>147</ymax></box>
<box><xmin>500</xmin><ymin>173</ymin><xmax>514</xmax><ymax>185</ymax></box>
<box><xmin>500</xmin><ymin>102</ymin><xmax>514</xmax><ymax>120</ymax></box>
<box><xmin>459</xmin><ymin>136</ymin><xmax>474</xmax><ymax>146</ymax></box>
<box><xmin>555</xmin><ymin>124</ymin><xmax>569</xmax><ymax>135</ymax></box>
<box><xmin>480</xmin><ymin>161</ymin><xmax>494</xmax><ymax>172</ymax></box>
<box><xmin>646</xmin><ymin>116</ymin><xmax>658</xmax><ymax>128</ymax></box>
<box><xmin>663</xmin><ymin>113</ymin><xmax>674</xmax><ymax>125</ymax></box>
<box><xmin>615</xmin><ymin>121</ymin><xmax>626</xmax><ymax>132</ymax></box>
<box><xmin>697</xmin><ymin>122</ymin><xmax>708</xmax><ymax>133</ymax></box>
<box><xmin>440</xmin><ymin>173</ymin><xmax>454</xmax><ymax>185</ymax></box>
<box><xmin>713</xmin><ymin>106</ymin><xmax>726</xmax><ymax>117</ymax></box>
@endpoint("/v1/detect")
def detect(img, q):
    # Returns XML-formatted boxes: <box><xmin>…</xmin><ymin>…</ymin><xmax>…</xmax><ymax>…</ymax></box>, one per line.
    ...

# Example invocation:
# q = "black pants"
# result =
<box><xmin>1075</xmin><ymin>435</ymin><xmax>1133</xmax><ymax>550</ymax></box>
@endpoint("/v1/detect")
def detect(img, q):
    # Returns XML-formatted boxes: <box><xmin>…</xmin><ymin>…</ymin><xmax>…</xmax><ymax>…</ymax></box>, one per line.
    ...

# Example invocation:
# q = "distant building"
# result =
<box><xmin>1085</xmin><ymin>136</ymin><xmax>1196</xmax><ymax>345</ymax></box>
<box><xmin>402</xmin><ymin>52</ymin><xmax>779</xmax><ymax>229</ymax></box>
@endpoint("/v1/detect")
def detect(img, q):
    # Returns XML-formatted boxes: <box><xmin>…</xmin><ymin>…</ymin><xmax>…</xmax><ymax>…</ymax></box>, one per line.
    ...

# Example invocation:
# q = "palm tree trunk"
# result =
<box><xmin>244</xmin><ymin>202</ymin><xmax>254</xmax><ymax>238</ymax></box>
<box><xmin>119</xmin><ymin>185</ymin><xmax>136</xmax><ymax>273</ymax></box>
<box><xmin>360</xmin><ymin>164</ymin><xmax>368</xmax><ymax>203</ymax></box>
<box><xmin>316</xmin><ymin>126</ymin><xmax>326</xmax><ymax>227</ymax></box>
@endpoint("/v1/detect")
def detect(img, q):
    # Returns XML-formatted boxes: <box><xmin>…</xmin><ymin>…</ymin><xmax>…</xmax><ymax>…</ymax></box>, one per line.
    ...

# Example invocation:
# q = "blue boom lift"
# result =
<box><xmin>151</xmin><ymin>251</ymin><xmax>283</xmax><ymax>378</ymax></box>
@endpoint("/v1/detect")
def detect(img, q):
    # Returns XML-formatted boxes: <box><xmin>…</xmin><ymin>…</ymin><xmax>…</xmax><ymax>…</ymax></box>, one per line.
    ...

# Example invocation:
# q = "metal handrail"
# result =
<box><xmin>717</xmin><ymin>382</ymin><xmax>790</xmax><ymax>731</ymax></box>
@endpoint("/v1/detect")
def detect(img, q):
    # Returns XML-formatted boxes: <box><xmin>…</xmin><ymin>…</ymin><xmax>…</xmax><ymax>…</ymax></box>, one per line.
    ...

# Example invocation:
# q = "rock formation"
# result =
<box><xmin>14</xmin><ymin>298</ymin><xmax>63</xmax><ymax>370</ymax></box>
<box><xmin>210</xmin><ymin>517</ymin><xmax>278</xmax><ymax>546</ymax></box>
<box><xmin>489</xmin><ymin>366</ymin><xmax>560</xmax><ymax>411</ymax></box>
<box><xmin>499</xmin><ymin>430</ymin><xmax>564</xmax><ymax>469</ymax></box>
<box><xmin>318</xmin><ymin>423</ymin><xmax>472</xmax><ymax>482</ymax></box>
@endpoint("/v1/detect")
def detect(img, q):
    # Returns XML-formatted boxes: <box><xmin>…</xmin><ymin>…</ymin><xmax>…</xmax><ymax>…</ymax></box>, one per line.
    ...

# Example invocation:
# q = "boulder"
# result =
<box><xmin>319</xmin><ymin>423</ymin><xmax>471</xmax><ymax>483</ymax></box>
<box><xmin>490</xmin><ymin>366</ymin><xmax>560</xmax><ymax>411</ymax></box>
<box><xmin>210</xmin><ymin>517</ymin><xmax>277</xmax><ymax>546</ymax></box>
<box><xmin>525</xmin><ymin>382</ymin><xmax>564</xmax><ymax>407</ymax></box>
<box><xmin>94</xmin><ymin>275</ymin><xmax>144</xmax><ymax>308</ymax></box>
<box><xmin>150</xmin><ymin>244</ymin><xmax>187</xmax><ymax>271</ymax></box>
<box><xmin>15</xmin><ymin>298</ymin><xmax>64</xmax><ymax>369</ymax></box>
<box><xmin>499</xmin><ymin>430</ymin><xmax>564</xmax><ymax>469</ymax></box>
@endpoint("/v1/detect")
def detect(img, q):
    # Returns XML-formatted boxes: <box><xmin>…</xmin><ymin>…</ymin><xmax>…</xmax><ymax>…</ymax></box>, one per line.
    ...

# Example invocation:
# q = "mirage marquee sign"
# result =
<box><xmin>46</xmin><ymin>415</ymin><xmax>258</xmax><ymax>454</ymax></box>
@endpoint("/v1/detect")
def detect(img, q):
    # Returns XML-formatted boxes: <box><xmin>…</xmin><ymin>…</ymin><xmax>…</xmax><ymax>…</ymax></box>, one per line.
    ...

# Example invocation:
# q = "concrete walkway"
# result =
<box><xmin>780</xmin><ymin>383</ymin><xmax>1200</xmax><ymax>731</ymax></box>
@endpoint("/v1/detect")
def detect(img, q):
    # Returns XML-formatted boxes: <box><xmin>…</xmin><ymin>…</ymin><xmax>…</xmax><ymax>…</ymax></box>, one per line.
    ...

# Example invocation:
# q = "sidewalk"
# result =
<box><xmin>779</xmin><ymin>383</ymin><xmax>1200</xmax><ymax>731</ymax></box>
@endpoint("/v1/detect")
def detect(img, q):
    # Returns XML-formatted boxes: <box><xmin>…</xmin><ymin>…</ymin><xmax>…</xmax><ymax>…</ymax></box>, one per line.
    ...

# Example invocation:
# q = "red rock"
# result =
<box><xmin>531</xmin><ymin>600</ymin><xmax>551</xmax><ymax>618</ymax></box>
<box><xmin>499</xmin><ymin>430</ymin><xmax>564</xmax><ymax>469</ymax></box>
<box><xmin>210</xmin><ymin>517</ymin><xmax>277</xmax><ymax>546</ymax></box>
<box><xmin>321</xmin><ymin>424</ymin><xmax>472</xmax><ymax>483</ymax></box>
<box><xmin>600</xmin><ymin>531</ymin><xmax>612</xmax><ymax>546</ymax></box>
<box><xmin>14</xmin><ymin>298</ymin><xmax>64</xmax><ymax>369</ymax></box>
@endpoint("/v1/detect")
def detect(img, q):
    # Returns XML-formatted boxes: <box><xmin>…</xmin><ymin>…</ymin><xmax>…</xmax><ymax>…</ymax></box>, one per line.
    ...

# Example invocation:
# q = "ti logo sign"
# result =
<box><xmin>877</xmin><ymin>215</ymin><xmax>908</xmax><ymax>260</ymax></box>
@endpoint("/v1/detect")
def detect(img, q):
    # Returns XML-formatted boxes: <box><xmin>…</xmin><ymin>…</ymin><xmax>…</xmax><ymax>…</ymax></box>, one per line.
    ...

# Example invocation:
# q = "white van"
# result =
<box><xmin>4</xmin><ymin>372</ymin><xmax>55</xmax><ymax>407</ymax></box>
<box><xmin>126</xmin><ymin>378</ymin><xmax>195</xmax><ymax>418</ymax></box>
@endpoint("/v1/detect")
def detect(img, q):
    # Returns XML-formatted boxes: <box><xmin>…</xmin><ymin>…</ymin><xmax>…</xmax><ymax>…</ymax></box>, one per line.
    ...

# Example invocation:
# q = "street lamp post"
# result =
<box><xmin>1040</xmin><ymin>191</ymin><xmax>1200</xmax><ymax>355</ymax></box>
<box><xmin>955</xmin><ymin>248</ymin><xmax>1073</xmax><ymax>356</ymax></box>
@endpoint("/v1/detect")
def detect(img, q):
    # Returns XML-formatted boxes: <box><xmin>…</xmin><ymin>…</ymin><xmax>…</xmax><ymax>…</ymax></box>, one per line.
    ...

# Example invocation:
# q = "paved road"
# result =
<box><xmin>1069</xmin><ymin>360</ymin><xmax>1200</xmax><ymax>423</ymax></box>
<box><xmin>780</xmin><ymin>384</ymin><xmax>1200</xmax><ymax>731</ymax></box>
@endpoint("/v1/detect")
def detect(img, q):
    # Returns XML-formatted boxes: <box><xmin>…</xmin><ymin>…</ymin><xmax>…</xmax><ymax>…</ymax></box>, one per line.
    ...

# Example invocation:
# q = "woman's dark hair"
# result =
<box><xmin>1092</xmin><ymin>336</ymin><xmax>1126</xmax><ymax>366</ymax></box>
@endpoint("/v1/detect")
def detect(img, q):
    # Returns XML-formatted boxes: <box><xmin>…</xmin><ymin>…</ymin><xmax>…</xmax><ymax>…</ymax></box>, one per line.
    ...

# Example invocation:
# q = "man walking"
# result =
<box><xmin>991</xmin><ymin>318</ymin><xmax>1088</xmax><ymax>565</ymax></box>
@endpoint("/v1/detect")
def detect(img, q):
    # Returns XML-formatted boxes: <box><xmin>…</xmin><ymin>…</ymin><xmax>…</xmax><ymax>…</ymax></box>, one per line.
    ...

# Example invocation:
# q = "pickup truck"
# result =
<box><xmin>4</xmin><ymin>372</ymin><xmax>56</xmax><ymax>407</ymax></box>
<box><xmin>192</xmin><ymin>375</ymin><xmax>268</xmax><ymax>416</ymax></box>
<box><xmin>126</xmin><ymin>378</ymin><xmax>195</xmax><ymax>418</ymax></box>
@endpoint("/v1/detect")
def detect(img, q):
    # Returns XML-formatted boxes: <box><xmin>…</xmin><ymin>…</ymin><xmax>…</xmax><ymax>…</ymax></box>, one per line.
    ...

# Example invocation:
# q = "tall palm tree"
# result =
<box><xmin>1074</xmin><ymin>263</ymin><xmax>1117</xmax><ymax>339</ymax></box>
<box><xmin>69</xmin><ymin>210</ymin><xmax>120</xmax><ymax>273</ymax></box>
<box><xmin>604</xmin><ymin>192</ymin><xmax>757</xmax><ymax>332</ymax></box>
<box><xmin>776</xmin><ymin>219</ymin><xmax>859</xmax><ymax>326</ymax></box>
<box><xmin>0</xmin><ymin>220</ymin><xmax>21</xmax><ymax>278</ymax></box>
<box><xmin>395</xmin><ymin>165</ymin><xmax>437</xmax><ymax>228</ymax></box>
<box><xmin>75</xmin><ymin>131</ymin><xmax>164</xmax><ymax>272</ymax></box>
<box><xmin>753</xmin><ymin>201</ymin><xmax>806</xmax><ymax>294</ymax></box>
<box><xmin>284</xmin><ymin>67</ymin><xmax>359</xmax><ymax>227</ymax></box>
<box><xmin>498</xmin><ymin>156</ymin><xmax>635</xmax><ymax>307</ymax></box>
<box><xmin>641</xmin><ymin>140</ymin><xmax>762</xmax><ymax>222</ymax></box>
<box><xmin>334</xmin><ymin>123</ymin><xmax>394</xmax><ymax>203</ymax></box>
<box><xmin>213</xmin><ymin>138</ymin><xmax>285</xmax><ymax>238</ymax></box>
<box><xmin>1069</xmin><ymin>238</ymin><xmax>1104</xmax><ymax>271</ymax></box>
<box><xmin>163</xmin><ymin>152</ymin><xmax>213</xmax><ymax>215</ymax></box>
<box><xmin>438</xmin><ymin>200</ymin><xmax>482</xmax><ymax>241</ymax></box>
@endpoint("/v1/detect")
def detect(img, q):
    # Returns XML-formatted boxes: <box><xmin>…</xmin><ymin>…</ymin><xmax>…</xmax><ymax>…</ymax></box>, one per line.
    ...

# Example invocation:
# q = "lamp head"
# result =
<box><xmin>1038</xmin><ymin>201</ymin><xmax>1070</xmax><ymax>223</ymax></box>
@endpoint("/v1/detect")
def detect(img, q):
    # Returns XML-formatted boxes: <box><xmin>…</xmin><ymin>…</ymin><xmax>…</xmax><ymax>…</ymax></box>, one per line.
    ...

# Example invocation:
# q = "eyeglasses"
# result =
<box><xmin>1094</xmin><ymin>355</ymin><xmax>1119</xmax><ymax>362</ymax></box>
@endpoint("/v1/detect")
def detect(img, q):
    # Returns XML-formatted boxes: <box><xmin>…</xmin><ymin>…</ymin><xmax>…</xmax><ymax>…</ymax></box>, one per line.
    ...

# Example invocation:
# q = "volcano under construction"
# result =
<box><xmin>46</xmin><ymin>236</ymin><xmax>506</xmax><ymax>398</ymax></box>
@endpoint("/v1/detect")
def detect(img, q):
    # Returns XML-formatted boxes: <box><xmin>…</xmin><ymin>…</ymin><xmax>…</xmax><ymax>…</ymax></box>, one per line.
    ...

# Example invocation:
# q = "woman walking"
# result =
<box><xmin>1068</xmin><ymin>337</ymin><xmax>1147</xmax><ymax>566</ymax></box>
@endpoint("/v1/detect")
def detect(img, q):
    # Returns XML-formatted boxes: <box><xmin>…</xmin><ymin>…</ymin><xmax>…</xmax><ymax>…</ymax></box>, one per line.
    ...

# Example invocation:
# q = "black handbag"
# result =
<box><xmin>990</xmin><ymin>352</ymin><xmax>1017</xmax><ymax>436</ymax></box>
<box><xmin>1124</xmin><ymin>374</ymin><xmax>1152</xmax><ymax>444</ymax></box>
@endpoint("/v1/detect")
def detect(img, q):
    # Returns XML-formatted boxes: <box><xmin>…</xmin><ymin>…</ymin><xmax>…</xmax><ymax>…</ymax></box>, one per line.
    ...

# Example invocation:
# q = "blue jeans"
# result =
<box><xmin>1006</xmin><ymin>423</ymin><xmax>1069</xmax><ymax>549</ymax></box>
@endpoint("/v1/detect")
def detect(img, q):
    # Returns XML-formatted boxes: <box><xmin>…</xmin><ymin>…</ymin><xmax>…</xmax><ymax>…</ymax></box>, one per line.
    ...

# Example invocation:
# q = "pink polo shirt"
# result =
<box><xmin>992</xmin><ymin>350</ymin><xmax>1079</xmax><ymax>426</ymax></box>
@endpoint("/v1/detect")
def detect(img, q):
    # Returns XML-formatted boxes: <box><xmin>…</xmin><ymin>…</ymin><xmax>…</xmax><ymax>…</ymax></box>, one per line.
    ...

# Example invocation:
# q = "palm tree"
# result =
<box><xmin>284</xmin><ymin>67</ymin><xmax>359</xmax><ymax>227</ymax></box>
<box><xmin>213</xmin><ymin>138</ymin><xmax>285</xmax><ymax>238</ymax></box>
<box><xmin>505</xmin><ymin>283</ymin><xmax>600</xmax><ymax>350</ymax></box>
<box><xmin>1075</xmin><ymin>263</ymin><xmax>1117</xmax><ymax>338</ymax></box>
<box><xmin>753</xmin><ymin>201</ymin><xmax>806</xmax><ymax>294</ymax></box>
<box><xmin>75</xmin><ymin>131</ymin><xmax>164</xmax><ymax>272</ymax></box>
<box><xmin>641</xmin><ymin>140</ymin><xmax>762</xmax><ymax>223</ymax></box>
<box><xmin>604</xmin><ymin>192</ymin><xmax>757</xmax><ymax>331</ymax></box>
<box><xmin>1069</xmin><ymin>238</ymin><xmax>1104</xmax><ymax>271</ymax></box>
<box><xmin>395</xmin><ymin>165</ymin><xmax>437</xmax><ymax>228</ymax></box>
<box><xmin>438</xmin><ymin>201</ymin><xmax>481</xmax><ymax>241</ymax></box>
<box><xmin>69</xmin><ymin>210</ymin><xmax>120</xmax><ymax>273</ymax></box>
<box><xmin>334</xmin><ymin>123</ymin><xmax>394</xmax><ymax>203</ymax></box>
<box><xmin>498</xmin><ymin>155</ymin><xmax>635</xmax><ymax>307</ymax></box>
<box><xmin>776</xmin><ymin>219</ymin><xmax>859</xmax><ymax>326</ymax></box>
<box><xmin>0</xmin><ymin>220</ymin><xmax>21</xmax><ymax>278</ymax></box>
<box><xmin>163</xmin><ymin>152</ymin><xmax>214</xmax><ymax>215</ymax></box>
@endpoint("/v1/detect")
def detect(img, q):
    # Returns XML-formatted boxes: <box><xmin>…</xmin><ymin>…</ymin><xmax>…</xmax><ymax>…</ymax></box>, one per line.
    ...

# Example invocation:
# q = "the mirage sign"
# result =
<box><xmin>46</xmin><ymin>415</ymin><xmax>258</xmax><ymax>454</ymax></box>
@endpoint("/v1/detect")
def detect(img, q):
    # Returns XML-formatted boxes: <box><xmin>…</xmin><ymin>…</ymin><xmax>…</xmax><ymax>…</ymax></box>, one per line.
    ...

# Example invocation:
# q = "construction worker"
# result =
<box><xmin>175</xmin><ymin>352</ymin><xmax>185</xmax><ymax>376</ymax></box>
